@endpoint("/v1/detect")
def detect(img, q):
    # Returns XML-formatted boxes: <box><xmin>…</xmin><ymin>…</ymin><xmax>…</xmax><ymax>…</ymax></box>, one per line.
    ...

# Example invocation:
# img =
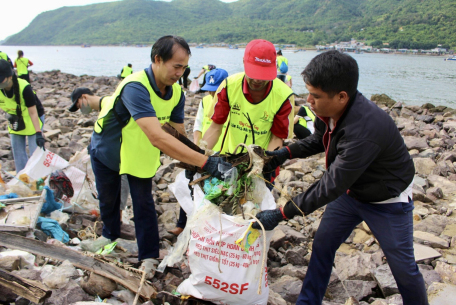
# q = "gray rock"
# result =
<box><xmin>372</xmin><ymin>264</ymin><xmax>399</xmax><ymax>297</ymax></box>
<box><xmin>268</xmin><ymin>264</ymin><xmax>307</xmax><ymax>281</ymax></box>
<box><xmin>418</xmin><ymin>264</ymin><xmax>442</xmax><ymax>288</ymax></box>
<box><xmin>326</xmin><ymin>280</ymin><xmax>377</xmax><ymax>303</ymax></box>
<box><xmin>276</xmin><ymin>225</ymin><xmax>309</xmax><ymax>244</ymax></box>
<box><xmin>267</xmin><ymin>290</ymin><xmax>287</xmax><ymax>305</ymax></box>
<box><xmin>285</xmin><ymin>247</ymin><xmax>308</xmax><ymax>266</ymax></box>
<box><xmin>334</xmin><ymin>252</ymin><xmax>376</xmax><ymax>281</ymax></box>
<box><xmin>413</xmin><ymin>158</ymin><xmax>437</xmax><ymax>176</ymax></box>
<box><xmin>413</xmin><ymin>231</ymin><xmax>449</xmax><ymax>248</ymax></box>
<box><xmin>269</xmin><ymin>275</ymin><xmax>303</xmax><ymax>303</ymax></box>
<box><xmin>414</xmin><ymin>214</ymin><xmax>449</xmax><ymax>236</ymax></box>
<box><xmin>403</xmin><ymin>136</ymin><xmax>429</xmax><ymax>151</ymax></box>
<box><xmin>428</xmin><ymin>282</ymin><xmax>456</xmax><ymax>305</ymax></box>
<box><xmin>47</xmin><ymin>280</ymin><xmax>92</xmax><ymax>305</ymax></box>
<box><xmin>270</xmin><ymin>227</ymin><xmax>287</xmax><ymax>249</ymax></box>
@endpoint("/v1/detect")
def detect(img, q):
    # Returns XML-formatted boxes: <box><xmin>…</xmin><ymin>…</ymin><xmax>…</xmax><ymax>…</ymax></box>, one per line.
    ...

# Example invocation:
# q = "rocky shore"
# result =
<box><xmin>0</xmin><ymin>70</ymin><xmax>455</xmax><ymax>305</ymax></box>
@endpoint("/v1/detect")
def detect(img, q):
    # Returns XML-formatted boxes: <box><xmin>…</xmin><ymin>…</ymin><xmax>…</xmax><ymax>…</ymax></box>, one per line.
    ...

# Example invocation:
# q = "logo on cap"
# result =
<box><xmin>255</xmin><ymin>57</ymin><xmax>272</xmax><ymax>64</ymax></box>
<box><xmin>209</xmin><ymin>76</ymin><xmax>215</xmax><ymax>84</ymax></box>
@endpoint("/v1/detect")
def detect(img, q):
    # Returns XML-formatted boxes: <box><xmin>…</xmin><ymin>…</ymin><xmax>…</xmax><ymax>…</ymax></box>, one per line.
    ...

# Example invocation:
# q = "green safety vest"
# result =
<box><xmin>0</xmin><ymin>78</ymin><xmax>42</xmax><ymax>135</ymax></box>
<box><xmin>0</xmin><ymin>52</ymin><xmax>8</xmax><ymax>61</ymax></box>
<box><xmin>298</xmin><ymin>105</ymin><xmax>316</xmax><ymax>128</ymax></box>
<box><xmin>277</xmin><ymin>56</ymin><xmax>288</xmax><ymax>72</ymax></box>
<box><xmin>220</xmin><ymin>72</ymin><xmax>294</xmax><ymax>154</ymax></box>
<box><xmin>201</xmin><ymin>94</ymin><xmax>227</xmax><ymax>152</ymax></box>
<box><xmin>15</xmin><ymin>58</ymin><xmax>29</xmax><ymax>76</ymax></box>
<box><xmin>121</xmin><ymin>66</ymin><xmax>133</xmax><ymax>78</ymax></box>
<box><xmin>94</xmin><ymin>71</ymin><xmax>181</xmax><ymax>178</ymax></box>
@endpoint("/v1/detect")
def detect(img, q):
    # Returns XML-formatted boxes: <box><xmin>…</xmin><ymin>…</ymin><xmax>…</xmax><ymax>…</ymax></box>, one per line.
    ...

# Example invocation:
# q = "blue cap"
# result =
<box><xmin>201</xmin><ymin>68</ymin><xmax>228</xmax><ymax>91</ymax></box>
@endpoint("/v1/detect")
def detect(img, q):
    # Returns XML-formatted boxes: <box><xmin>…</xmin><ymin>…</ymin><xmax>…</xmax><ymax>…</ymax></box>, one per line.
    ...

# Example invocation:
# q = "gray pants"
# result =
<box><xmin>120</xmin><ymin>175</ymin><xmax>130</xmax><ymax>210</ymax></box>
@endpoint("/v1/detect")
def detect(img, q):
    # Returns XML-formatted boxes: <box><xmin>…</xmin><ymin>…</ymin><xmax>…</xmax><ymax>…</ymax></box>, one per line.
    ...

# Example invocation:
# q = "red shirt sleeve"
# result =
<box><xmin>211</xmin><ymin>87</ymin><xmax>231</xmax><ymax>124</ymax></box>
<box><xmin>270</xmin><ymin>98</ymin><xmax>293</xmax><ymax>139</ymax></box>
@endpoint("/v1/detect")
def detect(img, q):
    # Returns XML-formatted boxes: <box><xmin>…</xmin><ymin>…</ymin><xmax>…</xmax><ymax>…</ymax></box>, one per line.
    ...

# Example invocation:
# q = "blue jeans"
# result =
<box><xmin>297</xmin><ymin>194</ymin><xmax>428</xmax><ymax>305</ymax></box>
<box><xmin>10</xmin><ymin>115</ymin><xmax>45</xmax><ymax>172</ymax></box>
<box><xmin>90</xmin><ymin>151</ymin><xmax>159</xmax><ymax>260</ymax></box>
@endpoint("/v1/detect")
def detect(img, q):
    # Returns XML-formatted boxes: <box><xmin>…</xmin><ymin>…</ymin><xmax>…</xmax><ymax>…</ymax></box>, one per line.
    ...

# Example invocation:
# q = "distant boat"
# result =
<box><xmin>228</xmin><ymin>45</ymin><xmax>238</xmax><ymax>49</ymax></box>
<box><xmin>195</xmin><ymin>45</ymin><xmax>204</xmax><ymax>49</ymax></box>
<box><xmin>81</xmin><ymin>44</ymin><xmax>91</xmax><ymax>48</ymax></box>
<box><xmin>444</xmin><ymin>56</ymin><xmax>456</xmax><ymax>61</ymax></box>
<box><xmin>294</xmin><ymin>49</ymin><xmax>306</xmax><ymax>53</ymax></box>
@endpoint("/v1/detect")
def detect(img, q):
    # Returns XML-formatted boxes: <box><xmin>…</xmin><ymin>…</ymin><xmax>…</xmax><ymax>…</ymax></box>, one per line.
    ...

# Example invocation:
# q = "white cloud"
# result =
<box><xmin>1</xmin><ymin>0</ymin><xmax>239</xmax><ymax>41</ymax></box>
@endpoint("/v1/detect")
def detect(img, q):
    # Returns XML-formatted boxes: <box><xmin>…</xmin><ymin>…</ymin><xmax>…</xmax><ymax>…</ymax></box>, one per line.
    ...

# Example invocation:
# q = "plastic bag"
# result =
<box><xmin>189</xmin><ymin>79</ymin><xmax>200</xmax><ymax>93</ymax></box>
<box><xmin>41</xmin><ymin>260</ymin><xmax>76</xmax><ymax>289</ymax></box>
<box><xmin>163</xmin><ymin>171</ymin><xmax>276</xmax><ymax>305</ymax></box>
<box><xmin>8</xmin><ymin>149</ymin><xmax>69</xmax><ymax>185</ymax></box>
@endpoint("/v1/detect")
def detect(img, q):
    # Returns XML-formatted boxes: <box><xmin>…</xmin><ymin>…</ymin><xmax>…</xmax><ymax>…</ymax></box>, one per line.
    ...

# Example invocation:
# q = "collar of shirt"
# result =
<box><xmin>242</xmin><ymin>76</ymin><xmax>272</xmax><ymax>103</ymax></box>
<box><xmin>145</xmin><ymin>65</ymin><xmax>173</xmax><ymax>100</ymax></box>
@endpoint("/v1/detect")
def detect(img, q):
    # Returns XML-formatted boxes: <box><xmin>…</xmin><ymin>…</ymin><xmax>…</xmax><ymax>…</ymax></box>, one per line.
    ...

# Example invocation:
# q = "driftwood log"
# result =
<box><xmin>0</xmin><ymin>232</ymin><xmax>156</xmax><ymax>299</ymax></box>
<box><xmin>0</xmin><ymin>268</ymin><xmax>51</xmax><ymax>303</ymax></box>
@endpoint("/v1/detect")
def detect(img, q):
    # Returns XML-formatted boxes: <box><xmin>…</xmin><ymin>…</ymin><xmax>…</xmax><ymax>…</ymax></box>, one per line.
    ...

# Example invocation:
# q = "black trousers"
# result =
<box><xmin>18</xmin><ymin>73</ymin><xmax>30</xmax><ymax>83</ymax></box>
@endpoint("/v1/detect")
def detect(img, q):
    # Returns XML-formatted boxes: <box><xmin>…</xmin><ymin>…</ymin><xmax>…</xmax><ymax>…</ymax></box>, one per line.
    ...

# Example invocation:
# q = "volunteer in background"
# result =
<box><xmin>194</xmin><ymin>64</ymin><xmax>216</xmax><ymax>91</ymax></box>
<box><xmin>0</xmin><ymin>51</ymin><xmax>13</xmax><ymax>67</ymax></box>
<box><xmin>285</xmin><ymin>74</ymin><xmax>292</xmax><ymax>88</ymax></box>
<box><xmin>293</xmin><ymin>102</ymin><xmax>315</xmax><ymax>139</ymax></box>
<box><xmin>78</xmin><ymin>36</ymin><xmax>230</xmax><ymax>278</ymax></box>
<box><xmin>120</xmin><ymin>64</ymin><xmax>133</xmax><ymax>79</ymax></box>
<box><xmin>169</xmin><ymin>68</ymin><xmax>229</xmax><ymax>236</ymax></box>
<box><xmin>276</xmin><ymin>50</ymin><xmax>288</xmax><ymax>83</ymax></box>
<box><xmin>202</xmin><ymin>39</ymin><xmax>294</xmax><ymax>185</ymax></box>
<box><xmin>178</xmin><ymin>66</ymin><xmax>191</xmax><ymax>89</ymax></box>
<box><xmin>255</xmin><ymin>50</ymin><xmax>428</xmax><ymax>305</ymax></box>
<box><xmin>0</xmin><ymin>59</ymin><xmax>45</xmax><ymax>172</ymax></box>
<box><xmin>68</xmin><ymin>87</ymin><xmax>131</xmax><ymax>224</ymax></box>
<box><xmin>14</xmin><ymin>50</ymin><xmax>33</xmax><ymax>83</ymax></box>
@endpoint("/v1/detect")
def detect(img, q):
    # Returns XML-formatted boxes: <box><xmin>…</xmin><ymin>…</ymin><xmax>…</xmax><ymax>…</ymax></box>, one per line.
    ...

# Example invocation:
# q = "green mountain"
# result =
<box><xmin>3</xmin><ymin>0</ymin><xmax>456</xmax><ymax>49</ymax></box>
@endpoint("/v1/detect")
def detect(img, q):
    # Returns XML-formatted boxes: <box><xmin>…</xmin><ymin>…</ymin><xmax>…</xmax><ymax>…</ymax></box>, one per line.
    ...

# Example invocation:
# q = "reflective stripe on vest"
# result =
<box><xmin>220</xmin><ymin>72</ymin><xmax>294</xmax><ymax>154</ymax></box>
<box><xmin>0</xmin><ymin>78</ymin><xmax>42</xmax><ymax>135</ymax></box>
<box><xmin>201</xmin><ymin>94</ymin><xmax>227</xmax><ymax>152</ymax></box>
<box><xmin>121</xmin><ymin>66</ymin><xmax>133</xmax><ymax>78</ymax></box>
<box><xmin>298</xmin><ymin>106</ymin><xmax>316</xmax><ymax>128</ymax></box>
<box><xmin>15</xmin><ymin>58</ymin><xmax>29</xmax><ymax>76</ymax></box>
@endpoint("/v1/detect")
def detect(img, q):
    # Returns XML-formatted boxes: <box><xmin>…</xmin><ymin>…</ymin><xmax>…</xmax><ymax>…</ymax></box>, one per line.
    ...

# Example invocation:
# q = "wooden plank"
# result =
<box><xmin>0</xmin><ymin>233</ymin><xmax>156</xmax><ymax>299</ymax></box>
<box><xmin>0</xmin><ymin>196</ymin><xmax>41</xmax><ymax>205</ymax></box>
<box><xmin>0</xmin><ymin>268</ymin><xmax>51</xmax><ymax>303</ymax></box>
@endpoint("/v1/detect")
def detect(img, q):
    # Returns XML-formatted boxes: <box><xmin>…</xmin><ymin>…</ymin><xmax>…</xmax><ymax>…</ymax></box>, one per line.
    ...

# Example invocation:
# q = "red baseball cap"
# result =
<box><xmin>243</xmin><ymin>39</ymin><xmax>277</xmax><ymax>81</ymax></box>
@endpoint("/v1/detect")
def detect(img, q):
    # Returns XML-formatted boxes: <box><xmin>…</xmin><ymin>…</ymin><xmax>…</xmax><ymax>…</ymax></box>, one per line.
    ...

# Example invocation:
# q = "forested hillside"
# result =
<box><xmin>4</xmin><ymin>0</ymin><xmax>455</xmax><ymax>48</ymax></box>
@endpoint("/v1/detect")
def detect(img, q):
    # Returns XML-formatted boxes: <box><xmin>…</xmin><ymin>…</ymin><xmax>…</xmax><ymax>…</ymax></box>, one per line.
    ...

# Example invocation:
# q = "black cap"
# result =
<box><xmin>69</xmin><ymin>87</ymin><xmax>93</xmax><ymax>112</ymax></box>
<box><xmin>0</xmin><ymin>59</ymin><xmax>13</xmax><ymax>84</ymax></box>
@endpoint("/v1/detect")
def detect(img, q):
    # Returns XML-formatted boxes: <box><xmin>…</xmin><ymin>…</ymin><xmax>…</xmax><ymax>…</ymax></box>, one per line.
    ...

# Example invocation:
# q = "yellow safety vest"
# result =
<box><xmin>0</xmin><ymin>78</ymin><xmax>42</xmax><ymax>135</ymax></box>
<box><xmin>121</xmin><ymin>66</ymin><xmax>133</xmax><ymax>78</ymax></box>
<box><xmin>201</xmin><ymin>94</ymin><xmax>227</xmax><ymax>152</ymax></box>
<box><xmin>15</xmin><ymin>58</ymin><xmax>29</xmax><ymax>76</ymax></box>
<box><xmin>0</xmin><ymin>52</ymin><xmax>8</xmax><ymax>61</ymax></box>
<box><xmin>220</xmin><ymin>72</ymin><xmax>294</xmax><ymax>154</ymax></box>
<box><xmin>277</xmin><ymin>56</ymin><xmax>288</xmax><ymax>72</ymax></box>
<box><xmin>298</xmin><ymin>106</ymin><xmax>316</xmax><ymax>128</ymax></box>
<box><xmin>94</xmin><ymin>71</ymin><xmax>181</xmax><ymax>178</ymax></box>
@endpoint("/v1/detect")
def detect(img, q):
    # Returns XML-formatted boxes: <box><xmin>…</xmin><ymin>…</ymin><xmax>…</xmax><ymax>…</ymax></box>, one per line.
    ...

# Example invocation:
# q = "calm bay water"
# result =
<box><xmin>1</xmin><ymin>46</ymin><xmax>455</xmax><ymax>107</ymax></box>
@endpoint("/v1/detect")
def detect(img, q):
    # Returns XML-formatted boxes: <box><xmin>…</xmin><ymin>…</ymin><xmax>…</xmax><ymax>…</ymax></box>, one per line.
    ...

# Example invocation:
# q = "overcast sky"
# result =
<box><xmin>1</xmin><ymin>0</ymin><xmax>238</xmax><ymax>41</ymax></box>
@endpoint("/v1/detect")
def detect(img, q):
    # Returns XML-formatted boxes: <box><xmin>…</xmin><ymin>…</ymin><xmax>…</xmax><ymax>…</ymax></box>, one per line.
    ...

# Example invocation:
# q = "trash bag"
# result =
<box><xmin>162</xmin><ymin>171</ymin><xmax>275</xmax><ymax>305</ymax></box>
<box><xmin>189</xmin><ymin>79</ymin><xmax>200</xmax><ymax>93</ymax></box>
<box><xmin>49</xmin><ymin>170</ymin><xmax>74</xmax><ymax>201</ymax></box>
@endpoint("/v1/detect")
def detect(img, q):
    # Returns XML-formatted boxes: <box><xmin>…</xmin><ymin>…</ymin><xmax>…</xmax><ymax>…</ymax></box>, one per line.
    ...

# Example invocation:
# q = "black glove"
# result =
<box><xmin>263</xmin><ymin>147</ymin><xmax>290</xmax><ymax>173</ymax></box>
<box><xmin>252</xmin><ymin>208</ymin><xmax>286</xmax><ymax>231</ymax></box>
<box><xmin>35</xmin><ymin>132</ymin><xmax>45</xmax><ymax>150</ymax></box>
<box><xmin>202</xmin><ymin>156</ymin><xmax>232</xmax><ymax>180</ymax></box>
<box><xmin>185</xmin><ymin>168</ymin><xmax>196</xmax><ymax>181</ymax></box>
